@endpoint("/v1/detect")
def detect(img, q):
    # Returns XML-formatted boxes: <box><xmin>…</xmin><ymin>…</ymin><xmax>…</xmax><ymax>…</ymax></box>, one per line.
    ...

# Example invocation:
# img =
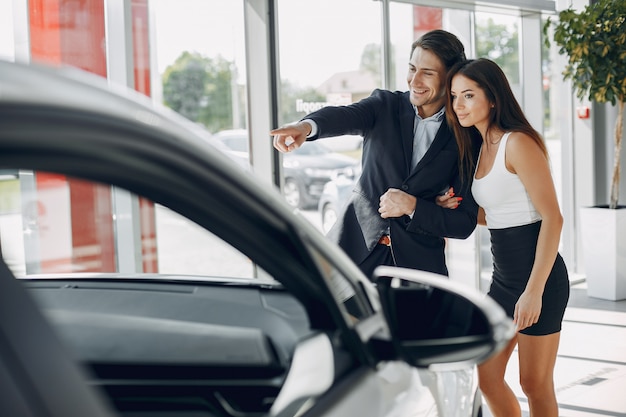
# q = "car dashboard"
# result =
<box><xmin>23</xmin><ymin>278</ymin><xmax>315</xmax><ymax>417</ymax></box>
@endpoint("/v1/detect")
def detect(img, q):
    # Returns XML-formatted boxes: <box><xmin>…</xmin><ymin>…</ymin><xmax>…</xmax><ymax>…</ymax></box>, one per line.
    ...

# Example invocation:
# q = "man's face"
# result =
<box><xmin>406</xmin><ymin>47</ymin><xmax>447</xmax><ymax>118</ymax></box>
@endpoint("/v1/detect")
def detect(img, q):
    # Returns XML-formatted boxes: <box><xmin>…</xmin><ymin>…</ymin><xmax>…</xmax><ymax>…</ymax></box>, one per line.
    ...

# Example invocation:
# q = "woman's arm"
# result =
<box><xmin>477</xmin><ymin>207</ymin><xmax>486</xmax><ymax>226</ymax></box>
<box><xmin>435</xmin><ymin>187</ymin><xmax>487</xmax><ymax>225</ymax></box>
<box><xmin>506</xmin><ymin>132</ymin><xmax>563</xmax><ymax>331</ymax></box>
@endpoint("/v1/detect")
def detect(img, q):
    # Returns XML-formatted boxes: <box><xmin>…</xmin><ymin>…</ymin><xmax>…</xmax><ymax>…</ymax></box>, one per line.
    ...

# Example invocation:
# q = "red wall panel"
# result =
<box><xmin>413</xmin><ymin>6</ymin><xmax>443</xmax><ymax>39</ymax></box>
<box><xmin>28</xmin><ymin>0</ymin><xmax>157</xmax><ymax>273</ymax></box>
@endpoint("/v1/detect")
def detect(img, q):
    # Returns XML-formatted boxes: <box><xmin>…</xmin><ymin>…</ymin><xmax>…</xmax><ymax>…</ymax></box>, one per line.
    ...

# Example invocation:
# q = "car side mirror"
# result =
<box><xmin>373</xmin><ymin>266</ymin><xmax>514</xmax><ymax>368</ymax></box>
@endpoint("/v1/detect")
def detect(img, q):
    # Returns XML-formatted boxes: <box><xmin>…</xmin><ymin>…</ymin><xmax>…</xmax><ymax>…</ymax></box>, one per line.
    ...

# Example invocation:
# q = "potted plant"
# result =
<box><xmin>544</xmin><ymin>0</ymin><xmax>626</xmax><ymax>300</ymax></box>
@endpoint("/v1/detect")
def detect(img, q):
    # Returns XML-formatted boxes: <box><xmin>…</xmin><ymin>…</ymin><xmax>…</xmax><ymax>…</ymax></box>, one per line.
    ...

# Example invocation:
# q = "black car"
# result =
<box><xmin>0</xmin><ymin>60</ymin><xmax>513</xmax><ymax>417</ymax></box>
<box><xmin>213</xmin><ymin>129</ymin><xmax>361</xmax><ymax>209</ymax></box>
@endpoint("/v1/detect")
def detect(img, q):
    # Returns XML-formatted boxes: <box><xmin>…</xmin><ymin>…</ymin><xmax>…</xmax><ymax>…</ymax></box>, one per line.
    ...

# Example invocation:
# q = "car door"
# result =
<box><xmin>0</xmin><ymin>60</ymin><xmax>392</xmax><ymax>417</ymax></box>
<box><xmin>0</xmin><ymin>60</ymin><xmax>512</xmax><ymax>417</ymax></box>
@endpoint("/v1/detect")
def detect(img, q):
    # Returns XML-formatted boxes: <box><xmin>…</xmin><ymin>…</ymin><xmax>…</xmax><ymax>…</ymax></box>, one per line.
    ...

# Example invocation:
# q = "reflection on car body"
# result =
<box><xmin>213</xmin><ymin>129</ymin><xmax>361</xmax><ymax>209</ymax></box>
<box><xmin>0</xmin><ymin>60</ymin><xmax>514</xmax><ymax>417</ymax></box>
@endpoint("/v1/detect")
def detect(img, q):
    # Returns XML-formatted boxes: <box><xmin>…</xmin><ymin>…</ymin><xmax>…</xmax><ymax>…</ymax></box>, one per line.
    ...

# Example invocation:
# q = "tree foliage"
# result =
<box><xmin>544</xmin><ymin>0</ymin><xmax>626</xmax><ymax>208</ymax></box>
<box><xmin>544</xmin><ymin>0</ymin><xmax>626</xmax><ymax>105</ymax></box>
<box><xmin>162</xmin><ymin>51</ymin><xmax>328</xmax><ymax>131</ymax></box>
<box><xmin>475</xmin><ymin>18</ymin><xmax>519</xmax><ymax>84</ymax></box>
<box><xmin>162</xmin><ymin>51</ymin><xmax>234</xmax><ymax>133</ymax></box>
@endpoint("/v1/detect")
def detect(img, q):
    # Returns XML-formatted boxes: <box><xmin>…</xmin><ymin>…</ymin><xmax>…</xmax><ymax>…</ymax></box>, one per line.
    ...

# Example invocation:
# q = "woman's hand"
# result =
<box><xmin>513</xmin><ymin>289</ymin><xmax>543</xmax><ymax>331</ymax></box>
<box><xmin>435</xmin><ymin>187</ymin><xmax>463</xmax><ymax>209</ymax></box>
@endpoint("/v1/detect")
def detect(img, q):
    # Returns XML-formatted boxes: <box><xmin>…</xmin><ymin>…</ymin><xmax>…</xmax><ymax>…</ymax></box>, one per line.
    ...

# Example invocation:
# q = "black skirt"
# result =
<box><xmin>488</xmin><ymin>221</ymin><xmax>570</xmax><ymax>336</ymax></box>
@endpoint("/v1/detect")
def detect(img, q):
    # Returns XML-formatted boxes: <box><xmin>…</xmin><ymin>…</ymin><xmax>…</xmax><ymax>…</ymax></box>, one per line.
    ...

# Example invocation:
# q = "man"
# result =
<box><xmin>271</xmin><ymin>29</ymin><xmax>479</xmax><ymax>279</ymax></box>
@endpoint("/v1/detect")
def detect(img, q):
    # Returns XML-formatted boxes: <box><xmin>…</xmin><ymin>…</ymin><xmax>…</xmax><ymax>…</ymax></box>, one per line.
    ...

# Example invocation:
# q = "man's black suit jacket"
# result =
<box><xmin>305</xmin><ymin>89</ymin><xmax>480</xmax><ymax>277</ymax></box>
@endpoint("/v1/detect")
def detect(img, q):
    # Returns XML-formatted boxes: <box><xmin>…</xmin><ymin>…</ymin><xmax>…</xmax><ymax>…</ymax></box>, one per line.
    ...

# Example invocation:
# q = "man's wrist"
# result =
<box><xmin>301</xmin><ymin>119</ymin><xmax>317</xmax><ymax>138</ymax></box>
<box><xmin>407</xmin><ymin>197</ymin><xmax>417</xmax><ymax>218</ymax></box>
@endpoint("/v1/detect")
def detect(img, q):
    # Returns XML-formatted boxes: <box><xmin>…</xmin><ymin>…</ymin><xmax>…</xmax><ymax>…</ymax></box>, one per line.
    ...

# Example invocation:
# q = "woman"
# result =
<box><xmin>438</xmin><ymin>58</ymin><xmax>569</xmax><ymax>417</ymax></box>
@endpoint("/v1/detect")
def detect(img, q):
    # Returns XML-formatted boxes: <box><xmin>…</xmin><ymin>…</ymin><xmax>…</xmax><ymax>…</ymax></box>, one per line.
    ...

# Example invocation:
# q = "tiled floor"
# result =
<box><xmin>483</xmin><ymin>282</ymin><xmax>626</xmax><ymax>417</ymax></box>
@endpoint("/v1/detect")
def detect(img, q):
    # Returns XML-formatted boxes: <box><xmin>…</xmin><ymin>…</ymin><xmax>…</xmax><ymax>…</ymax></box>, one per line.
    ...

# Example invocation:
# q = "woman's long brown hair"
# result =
<box><xmin>445</xmin><ymin>58</ymin><xmax>548</xmax><ymax>180</ymax></box>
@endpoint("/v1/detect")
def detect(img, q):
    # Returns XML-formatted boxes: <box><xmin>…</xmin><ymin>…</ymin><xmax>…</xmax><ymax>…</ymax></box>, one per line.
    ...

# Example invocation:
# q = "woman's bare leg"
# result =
<box><xmin>478</xmin><ymin>336</ymin><xmax>521</xmax><ymax>417</ymax></box>
<box><xmin>517</xmin><ymin>332</ymin><xmax>561</xmax><ymax>417</ymax></box>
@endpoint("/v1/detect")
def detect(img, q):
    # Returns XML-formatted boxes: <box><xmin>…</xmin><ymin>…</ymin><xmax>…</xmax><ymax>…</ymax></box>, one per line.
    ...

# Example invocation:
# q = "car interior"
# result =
<box><xmin>22</xmin><ymin>276</ymin><xmax>315</xmax><ymax>416</ymax></box>
<box><xmin>0</xmin><ymin>164</ymin><xmax>364</xmax><ymax>417</ymax></box>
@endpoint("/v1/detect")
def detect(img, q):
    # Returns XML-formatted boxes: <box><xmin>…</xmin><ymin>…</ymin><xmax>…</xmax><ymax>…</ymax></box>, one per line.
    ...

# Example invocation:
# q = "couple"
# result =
<box><xmin>271</xmin><ymin>29</ymin><xmax>569</xmax><ymax>417</ymax></box>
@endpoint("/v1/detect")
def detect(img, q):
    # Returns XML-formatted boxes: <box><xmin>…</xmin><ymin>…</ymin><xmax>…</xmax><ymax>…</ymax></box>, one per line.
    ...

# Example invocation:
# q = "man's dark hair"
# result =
<box><xmin>411</xmin><ymin>29</ymin><xmax>466</xmax><ymax>70</ymax></box>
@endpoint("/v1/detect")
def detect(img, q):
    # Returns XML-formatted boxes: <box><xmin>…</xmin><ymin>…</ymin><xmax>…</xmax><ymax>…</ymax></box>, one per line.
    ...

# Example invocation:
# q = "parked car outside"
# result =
<box><xmin>213</xmin><ymin>129</ymin><xmax>361</xmax><ymax>209</ymax></box>
<box><xmin>318</xmin><ymin>175</ymin><xmax>358</xmax><ymax>234</ymax></box>
<box><xmin>317</xmin><ymin>133</ymin><xmax>363</xmax><ymax>152</ymax></box>
<box><xmin>205</xmin><ymin>133</ymin><xmax>251</xmax><ymax>171</ymax></box>
<box><xmin>0</xmin><ymin>60</ymin><xmax>514</xmax><ymax>417</ymax></box>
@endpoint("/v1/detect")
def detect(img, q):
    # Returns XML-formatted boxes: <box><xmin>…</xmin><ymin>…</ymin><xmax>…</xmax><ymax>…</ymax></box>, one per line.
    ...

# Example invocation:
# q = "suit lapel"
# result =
<box><xmin>400</xmin><ymin>96</ymin><xmax>416</xmax><ymax>174</ymax></box>
<box><xmin>410</xmin><ymin>122</ymin><xmax>450</xmax><ymax>175</ymax></box>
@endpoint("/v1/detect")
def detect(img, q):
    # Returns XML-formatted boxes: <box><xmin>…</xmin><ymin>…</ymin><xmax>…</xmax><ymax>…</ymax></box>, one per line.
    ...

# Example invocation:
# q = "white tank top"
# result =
<box><xmin>471</xmin><ymin>132</ymin><xmax>541</xmax><ymax>229</ymax></box>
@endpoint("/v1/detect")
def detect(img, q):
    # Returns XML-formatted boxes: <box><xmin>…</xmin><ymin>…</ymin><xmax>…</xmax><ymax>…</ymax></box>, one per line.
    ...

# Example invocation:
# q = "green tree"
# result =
<box><xmin>475</xmin><ymin>18</ymin><xmax>519</xmax><ymax>84</ymax></box>
<box><xmin>544</xmin><ymin>0</ymin><xmax>626</xmax><ymax>208</ymax></box>
<box><xmin>162</xmin><ymin>51</ymin><xmax>235</xmax><ymax>133</ymax></box>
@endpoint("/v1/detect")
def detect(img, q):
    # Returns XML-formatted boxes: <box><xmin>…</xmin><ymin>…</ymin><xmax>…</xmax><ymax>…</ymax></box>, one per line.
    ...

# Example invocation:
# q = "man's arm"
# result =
<box><xmin>270</xmin><ymin>122</ymin><xmax>312</xmax><ymax>153</ymax></box>
<box><xmin>379</xmin><ymin>177</ymin><xmax>478</xmax><ymax>239</ymax></box>
<box><xmin>408</xmin><ymin>173</ymin><xmax>478</xmax><ymax>239</ymax></box>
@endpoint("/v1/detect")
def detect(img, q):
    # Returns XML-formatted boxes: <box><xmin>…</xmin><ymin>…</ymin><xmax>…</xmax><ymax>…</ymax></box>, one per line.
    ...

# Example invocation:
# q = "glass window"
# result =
<box><xmin>540</xmin><ymin>14</ymin><xmax>567</xmax><ymax>268</ymax></box>
<box><xmin>1</xmin><ymin>173</ymin><xmax>254</xmax><ymax>279</ymax></box>
<box><xmin>541</xmin><ymin>14</ymin><xmax>564</xmax><ymax>206</ymax></box>
<box><xmin>473</xmin><ymin>12</ymin><xmax>522</xmax><ymax>289</ymax></box>
<box><xmin>152</xmin><ymin>0</ymin><xmax>248</xmax><ymax>134</ymax></box>
<box><xmin>1</xmin><ymin>168</ymin><xmax>370</xmax><ymax>323</ymax></box>
<box><xmin>147</xmin><ymin>1</ymin><xmax>257</xmax><ymax>276</ymax></box>
<box><xmin>274</xmin><ymin>0</ymin><xmax>378</xmax><ymax>221</ymax></box>
<box><xmin>474</xmin><ymin>12</ymin><xmax>520</xmax><ymax>84</ymax></box>
<box><xmin>0</xmin><ymin>172</ymin><xmax>24</xmax><ymax>275</ymax></box>
<box><xmin>276</xmin><ymin>0</ymin><xmax>382</xmax><ymax>118</ymax></box>
<box><xmin>154</xmin><ymin>204</ymin><xmax>254</xmax><ymax>278</ymax></box>
<box><xmin>389</xmin><ymin>4</ymin><xmax>448</xmax><ymax>91</ymax></box>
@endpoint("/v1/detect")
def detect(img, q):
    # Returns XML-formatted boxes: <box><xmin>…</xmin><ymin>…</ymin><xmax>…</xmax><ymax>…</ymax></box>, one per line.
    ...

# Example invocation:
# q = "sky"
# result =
<box><xmin>152</xmin><ymin>0</ymin><xmax>385</xmax><ymax>88</ymax></box>
<box><xmin>152</xmin><ymin>0</ymin><xmax>246</xmax><ymax>75</ymax></box>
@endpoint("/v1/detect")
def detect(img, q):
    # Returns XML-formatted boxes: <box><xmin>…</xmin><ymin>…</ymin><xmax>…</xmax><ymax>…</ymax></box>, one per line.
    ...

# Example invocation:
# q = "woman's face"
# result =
<box><xmin>450</xmin><ymin>74</ymin><xmax>492</xmax><ymax>131</ymax></box>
